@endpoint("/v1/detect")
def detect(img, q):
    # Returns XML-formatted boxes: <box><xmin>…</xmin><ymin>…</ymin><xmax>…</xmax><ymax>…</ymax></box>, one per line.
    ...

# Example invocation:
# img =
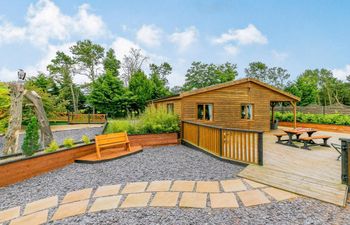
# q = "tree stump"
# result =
<box><xmin>3</xmin><ymin>83</ymin><xmax>25</xmax><ymax>154</ymax></box>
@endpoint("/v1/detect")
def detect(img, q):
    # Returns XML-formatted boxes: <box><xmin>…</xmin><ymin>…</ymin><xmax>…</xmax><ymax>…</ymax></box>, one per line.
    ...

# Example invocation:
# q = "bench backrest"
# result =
<box><xmin>95</xmin><ymin>132</ymin><xmax>129</xmax><ymax>147</ymax></box>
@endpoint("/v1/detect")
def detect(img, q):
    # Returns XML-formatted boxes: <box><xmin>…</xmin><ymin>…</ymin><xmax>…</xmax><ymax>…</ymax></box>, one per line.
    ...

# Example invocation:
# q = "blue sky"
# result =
<box><xmin>0</xmin><ymin>0</ymin><xmax>349</xmax><ymax>86</ymax></box>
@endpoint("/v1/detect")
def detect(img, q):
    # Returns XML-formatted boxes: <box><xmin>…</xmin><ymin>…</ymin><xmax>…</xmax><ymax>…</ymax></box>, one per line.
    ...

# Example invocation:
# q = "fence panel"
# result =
<box><xmin>182</xmin><ymin>121</ymin><xmax>263</xmax><ymax>165</ymax></box>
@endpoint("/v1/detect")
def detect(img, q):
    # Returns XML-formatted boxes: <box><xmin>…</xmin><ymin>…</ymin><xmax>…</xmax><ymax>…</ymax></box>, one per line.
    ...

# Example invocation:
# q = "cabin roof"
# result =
<box><xmin>152</xmin><ymin>78</ymin><xmax>300</xmax><ymax>103</ymax></box>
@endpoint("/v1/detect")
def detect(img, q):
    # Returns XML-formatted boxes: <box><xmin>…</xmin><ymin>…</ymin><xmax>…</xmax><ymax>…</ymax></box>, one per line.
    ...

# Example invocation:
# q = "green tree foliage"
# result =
<box><xmin>183</xmin><ymin>62</ymin><xmax>238</xmax><ymax>91</ymax></box>
<box><xmin>70</xmin><ymin>39</ymin><xmax>105</xmax><ymax>83</ymax></box>
<box><xmin>103</xmin><ymin>48</ymin><xmax>120</xmax><ymax>77</ymax></box>
<box><xmin>22</xmin><ymin>117</ymin><xmax>40</xmax><ymax>156</ymax></box>
<box><xmin>0</xmin><ymin>82</ymin><xmax>10</xmax><ymax>134</ymax></box>
<box><xmin>245</xmin><ymin>62</ymin><xmax>290</xmax><ymax>89</ymax></box>
<box><xmin>149</xmin><ymin>62</ymin><xmax>172</xmax><ymax>99</ymax></box>
<box><xmin>129</xmin><ymin>70</ymin><xmax>153</xmax><ymax>112</ymax></box>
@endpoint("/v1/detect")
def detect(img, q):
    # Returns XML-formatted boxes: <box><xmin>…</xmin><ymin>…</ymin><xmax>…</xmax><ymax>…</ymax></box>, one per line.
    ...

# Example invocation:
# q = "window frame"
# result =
<box><xmin>167</xmin><ymin>103</ymin><xmax>174</xmax><ymax>114</ymax></box>
<box><xmin>196</xmin><ymin>103</ymin><xmax>214</xmax><ymax>121</ymax></box>
<box><xmin>241</xmin><ymin>103</ymin><xmax>254</xmax><ymax>120</ymax></box>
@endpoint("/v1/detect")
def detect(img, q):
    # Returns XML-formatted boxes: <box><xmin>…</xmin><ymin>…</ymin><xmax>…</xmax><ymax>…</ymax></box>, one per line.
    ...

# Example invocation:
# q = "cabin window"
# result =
<box><xmin>241</xmin><ymin>104</ymin><xmax>253</xmax><ymax>120</ymax></box>
<box><xmin>167</xmin><ymin>103</ymin><xmax>174</xmax><ymax>114</ymax></box>
<box><xmin>197</xmin><ymin>104</ymin><xmax>213</xmax><ymax>121</ymax></box>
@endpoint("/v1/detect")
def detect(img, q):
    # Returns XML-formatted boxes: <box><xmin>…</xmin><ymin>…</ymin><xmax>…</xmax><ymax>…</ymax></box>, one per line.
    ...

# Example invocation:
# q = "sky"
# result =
<box><xmin>0</xmin><ymin>0</ymin><xmax>350</xmax><ymax>87</ymax></box>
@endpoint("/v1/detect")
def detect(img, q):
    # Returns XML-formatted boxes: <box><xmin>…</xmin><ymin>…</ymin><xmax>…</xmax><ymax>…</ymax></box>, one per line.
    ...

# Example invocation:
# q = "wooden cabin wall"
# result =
<box><xmin>154</xmin><ymin>100</ymin><xmax>182</xmax><ymax>116</ymax></box>
<box><xmin>181</xmin><ymin>82</ymin><xmax>293</xmax><ymax>132</ymax></box>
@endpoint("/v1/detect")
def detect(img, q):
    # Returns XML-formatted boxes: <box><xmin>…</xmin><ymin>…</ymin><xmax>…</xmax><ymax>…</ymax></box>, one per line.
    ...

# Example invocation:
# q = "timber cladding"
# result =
<box><xmin>153</xmin><ymin>79</ymin><xmax>299</xmax><ymax>132</ymax></box>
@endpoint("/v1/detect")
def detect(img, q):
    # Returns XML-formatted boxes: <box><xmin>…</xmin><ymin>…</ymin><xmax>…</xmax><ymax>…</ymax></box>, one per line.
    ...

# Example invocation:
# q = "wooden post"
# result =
<box><xmin>219</xmin><ymin>128</ymin><xmax>223</xmax><ymax>157</ymax></box>
<box><xmin>291</xmin><ymin>101</ymin><xmax>297</xmax><ymax>129</ymax></box>
<box><xmin>258</xmin><ymin>132</ymin><xmax>263</xmax><ymax>166</ymax></box>
<box><xmin>340</xmin><ymin>138</ymin><xmax>349</xmax><ymax>185</ymax></box>
<box><xmin>197</xmin><ymin>125</ymin><xmax>200</xmax><ymax>146</ymax></box>
<box><xmin>3</xmin><ymin>82</ymin><xmax>25</xmax><ymax>154</ymax></box>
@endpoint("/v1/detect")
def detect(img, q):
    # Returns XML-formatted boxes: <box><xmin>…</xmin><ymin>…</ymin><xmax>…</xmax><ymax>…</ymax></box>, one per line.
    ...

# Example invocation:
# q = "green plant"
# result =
<box><xmin>22</xmin><ymin>117</ymin><xmax>40</xmax><ymax>156</ymax></box>
<box><xmin>63</xmin><ymin>138</ymin><xmax>75</xmax><ymax>148</ymax></box>
<box><xmin>44</xmin><ymin>140</ymin><xmax>59</xmax><ymax>153</ymax></box>
<box><xmin>82</xmin><ymin>135</ymin><xmax>90</xmax><ymax>144</ymax></box>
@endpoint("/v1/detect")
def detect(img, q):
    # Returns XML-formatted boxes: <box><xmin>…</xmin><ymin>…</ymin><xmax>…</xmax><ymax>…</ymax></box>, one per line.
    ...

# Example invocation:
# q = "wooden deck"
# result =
<box><xmin>238</xmin><ymin>127</ymin><xmax>348</xmax><ymax>206</ymax></box>
<box><xmin>75</xmin><ymin>145</ymin><xmax>143</xmax><ymax>163</ymax></box>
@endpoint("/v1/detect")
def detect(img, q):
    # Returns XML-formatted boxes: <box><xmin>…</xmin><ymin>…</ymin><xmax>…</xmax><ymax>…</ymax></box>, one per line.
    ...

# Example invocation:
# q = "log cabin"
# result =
<box><xmin>151</xmin><ymin>78</ymin><xmax>300</xmax><ymax>132</ymax></box>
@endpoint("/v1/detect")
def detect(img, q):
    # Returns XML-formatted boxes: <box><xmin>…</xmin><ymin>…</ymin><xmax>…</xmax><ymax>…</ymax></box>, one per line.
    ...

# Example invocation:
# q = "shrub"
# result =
<box><xmin>63</xmin><ymin>138</ymin><xmax>75</xmax><ymax>148</ymax></box>
<box><xmin>82</xmin><ymin>135</ymin><xmax>90</xmax><ymax>144</ymax></box>
<box><xmin>45</xmin><ymin>140</ymin><xmax>59</xmax><ymax>153</ymax></box>
<box><xmin>275</xmin><ymin>111</ymin><xmax>350</xmax><ymax>125</ymax></box>
<box><xmin>22</xmin><ymin>117</ymin><xmax>40</xmax><ymax>156</ymax></box>
<box><xmin>106</xmin><ymin>106</ymin><xmax>180</xmax><ymax>135</ymax></box>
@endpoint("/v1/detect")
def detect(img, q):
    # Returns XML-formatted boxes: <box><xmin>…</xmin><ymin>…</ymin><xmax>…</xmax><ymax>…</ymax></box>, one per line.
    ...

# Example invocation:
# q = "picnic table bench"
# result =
<box><xmin>300</xmin><ymin>135</ymin><xmax>331</xmax><ymax>150</ymax></box>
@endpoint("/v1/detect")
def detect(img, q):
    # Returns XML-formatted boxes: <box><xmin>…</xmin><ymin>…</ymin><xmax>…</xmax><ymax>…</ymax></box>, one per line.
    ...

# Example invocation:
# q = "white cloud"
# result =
<box><xmin>0</xmin><ymin>0</ymin><xmax>108</xmax><ymax>46</ymax></box>
<box><xmin>213</xmin><ymin>24</ymin><xmax>267</xmax><ymax>45</ymax></box>
<box><xmin>0</xmin><ymin>67</ymin><xmax>17</xmax><ymax>82</ymax></box>
<box><xmin>169</xmin><ymin>26</ymin><xmax>198</xmax><ymax>52</ymax></box>
<box><xmin>332</xmin><ymin>64</ymin><xmax>350</xmax><ymax>80</ymax></box>
<box><xmin>136</xmin><ymin>24</ymin><xmax>162</xmax><ymax>47</ymax></box>
<box><xmin>272</xmin><ymin>50</ymin><xmax>288</xmax><ymax>61</ymax></box>
<box><xmin>111</xmin><ymin>37</ymin><xmax>142</xmax><ymax>60</ymax></box>
<box><xmin>223</xmin><ymin>44</ymin><xmax>239</xmax><ymax>56</ymax></box>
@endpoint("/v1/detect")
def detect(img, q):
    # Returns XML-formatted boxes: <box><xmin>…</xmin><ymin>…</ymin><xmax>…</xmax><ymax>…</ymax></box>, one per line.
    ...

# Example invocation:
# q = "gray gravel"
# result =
<box><xmin>0</xmin><ymin>145</ymin><xmax>349</xmax><ymax>224</ymax></box>
<box><xmin>0</xmin><ymin>126</ymin><xmax>103</xmax><ymax>156</ymax></box>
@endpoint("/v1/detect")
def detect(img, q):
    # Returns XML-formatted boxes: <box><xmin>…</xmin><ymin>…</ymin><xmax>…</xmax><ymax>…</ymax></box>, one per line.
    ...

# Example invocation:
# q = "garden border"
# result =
<box><xmin>279</xmin><ymin>122</ymin><xmax>350</xmax><ymax>133</ymax></box>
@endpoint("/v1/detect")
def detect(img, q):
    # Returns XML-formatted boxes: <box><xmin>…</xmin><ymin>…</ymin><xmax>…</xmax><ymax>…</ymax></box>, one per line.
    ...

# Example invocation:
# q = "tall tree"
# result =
<box><xmin>103</xmin><ymin>48</ymin><xmax>120</xmax><ymax>77</ymax></box>
<box><xmin>149</xmin><ymin>62</ymin><xmax>172</xmax><ymax>99</ymax></box>
<box><xmin>47</xmin><ymin>51</ymin><xmax>79</xmax><ymax>112</ymax></box>
<box><xmin>183</xmin><ymin>62</ymin><xmax>238</xmax><ymax>91</ymax></box>
<box><xmin>70</xmin><ymin>40</ymin><xmax>105</xmax><ymax>83</ymax></box>
<box><xmin>245</xmin><ymin>62</ymin><xmax>269</xmax><ymax>82</ymax></box>
<box><xmin>128</xmin><ymin>70</ymin><xmax>153</xmax><ymax>112</ymax></box>
<box><xmin>121</xmin><ymin>48</ymin><xmax>148</xmax><ymax>86</ymax></box>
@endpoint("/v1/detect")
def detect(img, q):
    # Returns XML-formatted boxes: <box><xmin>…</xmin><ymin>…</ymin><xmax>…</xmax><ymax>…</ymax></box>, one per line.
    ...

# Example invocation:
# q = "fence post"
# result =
<box><xmin>181</xmin><ymin>121</ymin><xmax>184</xmax><ymax>140</ymax></box>
<box><xmin>258</xmin><ymin>132</ymin><xmax>263</xmax><ymax>166</ymax></box>
<box><xmin>88</xmin><ymin>113</ymin><xmax>91</xmax><ymax>124</ymax></box>
<box><xmin>197</xmin><ymin>125</ymin><xmax>200</xmax><ymax>146</ymax></box>
<box><xmin>340</xmin><ymin>138</ymin><xmax>349</xmax><ymax>185</ymax></box>
<box><xmin>67</xmin><ymin>112</ymin><xmax>70</xmax><ymax>124</ymax></box>
<box><xmin>219</xmin><ymin>128</ymin><xmax>223</xmax><ymax>157</ymax></box>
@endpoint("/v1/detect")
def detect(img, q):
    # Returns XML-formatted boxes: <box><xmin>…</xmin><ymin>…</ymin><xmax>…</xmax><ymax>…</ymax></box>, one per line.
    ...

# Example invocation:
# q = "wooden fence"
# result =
<box><xmin>49</xmin><ymin>113</ymin><xmax>107</xmax><ymax>124</ymax></box>
<box><xmin>275</xmin><ymin>103</ymin><xmax>350</xmax><ymax>114</ymax></box>
<box><xmin>181</xmin><ymin>121</ymin><xmax>263</xmax><ymax>165</ymax></box>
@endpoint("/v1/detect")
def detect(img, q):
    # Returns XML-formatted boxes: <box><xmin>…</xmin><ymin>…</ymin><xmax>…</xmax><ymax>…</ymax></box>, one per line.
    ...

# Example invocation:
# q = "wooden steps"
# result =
<box><xmin>238</xmin><ymin>165</ymin><xmax>348</xmax><ymax>206</ymax></box>
<box><xmin>75</xmin><ymin>145</ymin><xmax>143</xmax><ymax>163</ymax></box>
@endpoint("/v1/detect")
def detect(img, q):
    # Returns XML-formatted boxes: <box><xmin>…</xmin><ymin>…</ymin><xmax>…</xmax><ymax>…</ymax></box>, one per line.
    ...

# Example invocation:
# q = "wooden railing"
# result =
<box><xmin>182</xmin><ymin>121</ymin><xmax>263</xmax><ymax>165</ymax></box>
<box><xmin>49</xmin><ymin>113</ymin><xmax>107</xmax><ymax>124</ymax></box>
<box><xmin>340</xmin><ymin>138</ymin><xmax>350</xmax><ymax>185</ymax></box>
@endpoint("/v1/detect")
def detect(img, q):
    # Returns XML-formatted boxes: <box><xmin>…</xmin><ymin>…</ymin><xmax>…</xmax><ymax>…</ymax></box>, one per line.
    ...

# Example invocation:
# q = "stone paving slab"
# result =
<box><xmin>121</xmin><ymin>182</ymin><xmax>149</xmax><ymax>194</ymax></box>
<box><xmin>179</xmin><ymin>193</ymin><xmax>207</xmax><ymax>208</ymax></box>
<box><xmin>51</xmin><ymin>200</ymin><xmax>89</xmax><ymax>221</ymax></box>
<box><xmin>210</xmin><ymin>193</ymin><xmax>239</xmax><ymax>208</ymax></box>
<box><xmin>196</xmin><ymin>181</ymin><xmax>220</xmax><ymax>193</ymax></box>
<box><xmin>150</xmin><ymin>192</ymin><xmax>179</xmax><ymax>207</ymax></box>
<box><xmin>93</xmin><ymin>185</ymin><xmax>121</xmax><ymax>198</ymax></box>
<box><xmin>9</xmin><ymin>210</ymin><xmax>48</xmax><ymax>225</ymax></box>
<box><xmin>171</xmin><ymin>180</ymin><xmax>195</xmax><ymax>192</ymax></box>
<box><xmin>147</xmin><ymin>181</ymin><xmax>172</xmax><ymax>192</ymax></box>
<box><xmin>237</xmin><ymin>190</ymin><xmax>270</xmax><ymax>207</ymax></box>
<box><xmin>221</xmin><ymin>179</ymin><xmax>247</xmax><ymax>192</ymax></box>
<box><xmin>89</xmin><ymin>195</ymin><xmax>122</xmax><ymax>212</ymax></box>
<box><xmin>0</xmin><ymin>206</ymin><xmax>20</xmax><ymax>223</ymax></box>
<box><xmin>120</xmin><ymin>193</ymin><xmax>152</xmax><ymax>208</ymax></box>
<box><xmin>61</xmin><ymin>188</ymin><xmax>93</xmax><ymax>204</ymax></box>
<box><xmin>262</xmin><ymin>187</ymin><xmax>298</xmax><ymax>201</ymax></box>
<box><xmin>244</xmin><ymin>179</ymin><xmax>266</xmax><ymax>188</ymax></box>
<box><xmin>23</xmin><ymin>196</ymin><xmax>58</xmax><ymax>215</ymax></box>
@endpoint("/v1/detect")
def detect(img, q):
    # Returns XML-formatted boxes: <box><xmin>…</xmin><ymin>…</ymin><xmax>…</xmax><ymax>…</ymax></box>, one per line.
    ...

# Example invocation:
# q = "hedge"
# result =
<box><xmin>275</xmin><ymin>112</ymin><xmax>350</xmax><ymax>125</ymax></box>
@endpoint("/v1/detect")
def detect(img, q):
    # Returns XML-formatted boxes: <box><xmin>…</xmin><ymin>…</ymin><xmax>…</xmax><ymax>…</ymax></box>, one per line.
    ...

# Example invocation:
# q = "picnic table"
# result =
<box><xmin>283</xmin><ymin>128</ymin><xmax>318</xmax><ymax>146</ymax></box>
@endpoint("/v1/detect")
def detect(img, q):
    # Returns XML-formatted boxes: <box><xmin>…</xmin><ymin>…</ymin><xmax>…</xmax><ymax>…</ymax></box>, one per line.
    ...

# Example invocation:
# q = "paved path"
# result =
<box><xmin>0</xmin><ymin>178</ymin><xmax>297</xmax><ymax>224</ymax></box>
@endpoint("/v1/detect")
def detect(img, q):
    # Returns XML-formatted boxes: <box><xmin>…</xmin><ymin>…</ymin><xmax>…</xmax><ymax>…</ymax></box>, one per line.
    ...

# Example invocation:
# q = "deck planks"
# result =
<box><xmin>238</xmin><ymin>128</ymin><xmax>349</xmax><ymax>206</ymax></box>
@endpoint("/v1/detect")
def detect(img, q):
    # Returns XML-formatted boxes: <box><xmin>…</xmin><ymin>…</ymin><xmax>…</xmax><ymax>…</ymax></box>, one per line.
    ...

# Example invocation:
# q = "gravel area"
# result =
<box><xmin>0</xmin><ymin>145</ymin><xmax>349</xmax><ymax>224</ymax></box>
<box><xmin>0</xmin><ymin>126</ymin><xmax>103</xmax><ymax>156</ymax></box>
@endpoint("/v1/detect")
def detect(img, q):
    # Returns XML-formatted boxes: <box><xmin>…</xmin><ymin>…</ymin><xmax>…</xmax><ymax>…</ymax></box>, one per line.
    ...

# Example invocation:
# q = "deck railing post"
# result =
<box><xmin>219</xmin><ymin>128</ymin><xmax>223</xmax><ymax>157</ymax></box>
<box><xmin>340</xmin><ymin>138</ymin><xmax>349</xmax><ymax>185</ymax></box>
<box><xmin>258</xmin><ymin>132</ymin><xmax>263</xmax><ymax>166</ymax></box>
<box><xmin>197</xmin><ymin>125</ymin><xmax>200</xmax><ymax>146</ymax></box>
<box><xmin>181</xmin><ymin>121</ymin><xmax>184</xmax><ymax>140</ymax></box>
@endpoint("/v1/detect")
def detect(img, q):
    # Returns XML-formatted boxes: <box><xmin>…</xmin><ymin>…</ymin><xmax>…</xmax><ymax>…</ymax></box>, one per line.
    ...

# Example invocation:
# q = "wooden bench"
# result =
<box><xmin>300</xmin><ymin>135</ymin><xmax>331</xmax><ymax>150</ymax></box>
<box><xmin>95</xmin><ymin>132</ymin><xmax>131</xmax><ymax>159</ymax></box>
<box><xmin>274</xmin><ymin>133</ymin><xmax>288</xmax><ymax>143</ymax></box>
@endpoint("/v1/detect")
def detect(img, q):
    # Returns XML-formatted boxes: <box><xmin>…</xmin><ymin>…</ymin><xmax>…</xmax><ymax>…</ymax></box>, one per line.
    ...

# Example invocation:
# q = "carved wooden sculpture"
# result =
<box><xmin>3</xmin><ymin>82</ymin><xmax>53</xmax><ymax>155</ymax></box>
